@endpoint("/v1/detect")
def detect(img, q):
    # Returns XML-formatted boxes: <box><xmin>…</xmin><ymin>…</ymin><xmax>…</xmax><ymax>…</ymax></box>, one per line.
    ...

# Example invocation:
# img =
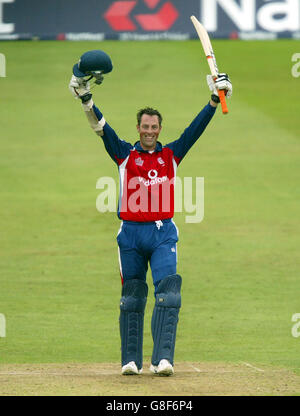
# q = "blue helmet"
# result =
<box><xmin>73</xmin><ymin>50</ymin><xmax>113</xmax><ymax>78</ymax></box>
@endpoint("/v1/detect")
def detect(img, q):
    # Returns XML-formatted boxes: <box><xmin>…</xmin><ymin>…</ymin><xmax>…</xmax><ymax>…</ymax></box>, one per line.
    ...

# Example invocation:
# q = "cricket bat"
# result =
<box><xmin>190</xmin><ymin>15</ymin><xmax>228</xmax><ymax>114</ymax></box>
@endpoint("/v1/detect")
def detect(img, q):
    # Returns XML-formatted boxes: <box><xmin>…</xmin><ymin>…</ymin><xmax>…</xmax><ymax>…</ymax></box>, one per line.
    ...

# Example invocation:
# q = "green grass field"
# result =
<box><xmin>0</xmin><ymin>39</ymin><xmax>300</xmax><ymax>390</ymax></box>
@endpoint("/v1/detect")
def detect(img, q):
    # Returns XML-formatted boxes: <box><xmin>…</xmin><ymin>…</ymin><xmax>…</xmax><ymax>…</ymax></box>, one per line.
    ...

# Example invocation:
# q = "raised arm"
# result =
<box><xmin>69</xmin><ymin>75</ymin><xmax>132</xmax><ymax>165</ymax></box>
<box><xmin>165</xmin><ymin>103</ymin><xmax>216</xmax><ymax>165</ymax></box>
<box><xmin>166</xmin><ymin>74</ymin><xmax>232</xmax><ymax>165</ymax></box>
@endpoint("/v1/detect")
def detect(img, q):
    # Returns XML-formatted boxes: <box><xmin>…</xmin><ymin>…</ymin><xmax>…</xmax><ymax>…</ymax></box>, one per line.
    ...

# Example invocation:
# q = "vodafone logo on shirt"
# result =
<box><xmin>138</xmin><ymin>169</ymin><xmax>168</xmax><ymax>186</ymax></box>
<box><xmin>148</xmin><ymin>169</ymin><xmax>158</xmax><ymax>179</ymax></box>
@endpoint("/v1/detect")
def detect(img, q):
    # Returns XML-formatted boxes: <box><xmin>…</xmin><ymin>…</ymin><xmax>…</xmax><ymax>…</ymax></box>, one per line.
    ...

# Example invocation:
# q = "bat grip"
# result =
<box><xmin>218</xmin><ymin>89</ymin><xmax>228</xmax><ymax>114</ymax></box>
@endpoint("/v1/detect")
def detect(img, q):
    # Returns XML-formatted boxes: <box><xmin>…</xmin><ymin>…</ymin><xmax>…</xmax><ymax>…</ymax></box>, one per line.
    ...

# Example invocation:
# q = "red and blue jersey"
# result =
<box><xmin>93</xmin><ymin>103</ymin><xmax>216</xmax><ymax>222</ymax></box>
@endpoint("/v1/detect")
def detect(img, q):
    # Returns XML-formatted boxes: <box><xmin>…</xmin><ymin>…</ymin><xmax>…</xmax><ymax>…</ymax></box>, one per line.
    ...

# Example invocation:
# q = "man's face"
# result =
<box><xmin>137</xmin><ymin>114</ymin><xmax>162</xmax><ymax>151</ymax></box>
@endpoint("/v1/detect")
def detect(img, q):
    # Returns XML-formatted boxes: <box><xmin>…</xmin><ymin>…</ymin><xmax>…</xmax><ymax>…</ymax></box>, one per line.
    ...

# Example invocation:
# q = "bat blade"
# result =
<box><xmin>190</xmin><ymin>15</ymin><xmax>228</xmax><ymax>114</ymax></box>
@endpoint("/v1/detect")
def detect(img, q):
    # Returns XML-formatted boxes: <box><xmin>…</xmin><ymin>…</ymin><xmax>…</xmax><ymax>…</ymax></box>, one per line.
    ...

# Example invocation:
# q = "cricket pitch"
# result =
<box><xmin>0</xmin><ymin>362</ymin><xmax>299</xmax><ymax>396</ymax></box>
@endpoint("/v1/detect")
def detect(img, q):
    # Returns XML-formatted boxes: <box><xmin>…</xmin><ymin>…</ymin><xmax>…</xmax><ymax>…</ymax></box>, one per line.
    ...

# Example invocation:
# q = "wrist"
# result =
<box><xmin>82</xmin><ymin>98</ymin><xmax>94</xmax><ymax>111</ymax></box>
<box><xmin>79</xmin><ymin>93</ymin><xmax>93</xmax><ymax>104</ymax></box>
<box><xmin>209</xmin><ymin>94</ymin><xmax>219</xmax><ymax>108</ymax></box>
<box><xmin>211</xmin><ymin>94</ymin><xmax>220</xmax><ymax>104</ymax></box>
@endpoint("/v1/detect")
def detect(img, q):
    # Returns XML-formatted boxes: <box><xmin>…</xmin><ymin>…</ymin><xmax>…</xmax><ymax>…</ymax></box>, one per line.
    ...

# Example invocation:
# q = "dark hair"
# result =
<box><xmin>137</xmin><ymin>107</ymin><xmax>163</xmax><ymax>126</ymax></box>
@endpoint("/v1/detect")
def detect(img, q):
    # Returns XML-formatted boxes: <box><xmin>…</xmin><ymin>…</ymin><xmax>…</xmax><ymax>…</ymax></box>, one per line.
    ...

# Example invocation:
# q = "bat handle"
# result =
<box><xmin>218</xmin><ymin>89</ymin><xmax>228</xmax><ymax>114</ymax></box>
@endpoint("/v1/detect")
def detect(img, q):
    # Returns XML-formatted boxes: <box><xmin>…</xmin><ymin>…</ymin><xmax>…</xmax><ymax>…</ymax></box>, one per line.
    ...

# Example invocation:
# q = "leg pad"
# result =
<box><xmin>151</xmin><ymin>274</ymin><xmax>182</xmax><ymax>366</ymax></box>
<box><xmin>119</xmin><ymin>279</ymin><xmax>148</xmax><ymax>369</ymax></box>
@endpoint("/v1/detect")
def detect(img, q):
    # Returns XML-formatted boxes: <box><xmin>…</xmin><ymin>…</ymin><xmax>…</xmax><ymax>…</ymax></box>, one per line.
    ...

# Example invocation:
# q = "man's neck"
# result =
<box><xmin>139</xmin><ymin>142</ymin><xmax>156</xmax><ymax>152</ymax></box>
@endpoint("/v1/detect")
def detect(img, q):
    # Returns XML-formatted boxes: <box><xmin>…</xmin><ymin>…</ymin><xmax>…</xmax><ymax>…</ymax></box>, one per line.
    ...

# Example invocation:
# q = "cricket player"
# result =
<box><xmin>69</xmin><ymin>69</ymin><xmax>232</xmax><ymax>376</ymax></box>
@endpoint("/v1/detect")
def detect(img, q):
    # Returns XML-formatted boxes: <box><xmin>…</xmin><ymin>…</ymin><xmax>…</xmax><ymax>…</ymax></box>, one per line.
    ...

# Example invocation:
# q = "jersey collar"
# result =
<box><xmin>134</xmin><ymin>141</ymin><xmax>163</xmax><ymax>153</ymax></box>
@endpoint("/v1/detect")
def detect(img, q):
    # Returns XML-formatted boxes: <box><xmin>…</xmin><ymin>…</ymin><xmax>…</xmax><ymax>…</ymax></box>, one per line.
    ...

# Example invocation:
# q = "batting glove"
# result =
<box><xmin>207</xmin><ymin>73</ymin><xmax>232</xmax><ymax>100</ymax></box>
<box><xmin>69</xmin><ymin>75</ymin><xmax>93</xmax><ymax>103</ymax></box>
